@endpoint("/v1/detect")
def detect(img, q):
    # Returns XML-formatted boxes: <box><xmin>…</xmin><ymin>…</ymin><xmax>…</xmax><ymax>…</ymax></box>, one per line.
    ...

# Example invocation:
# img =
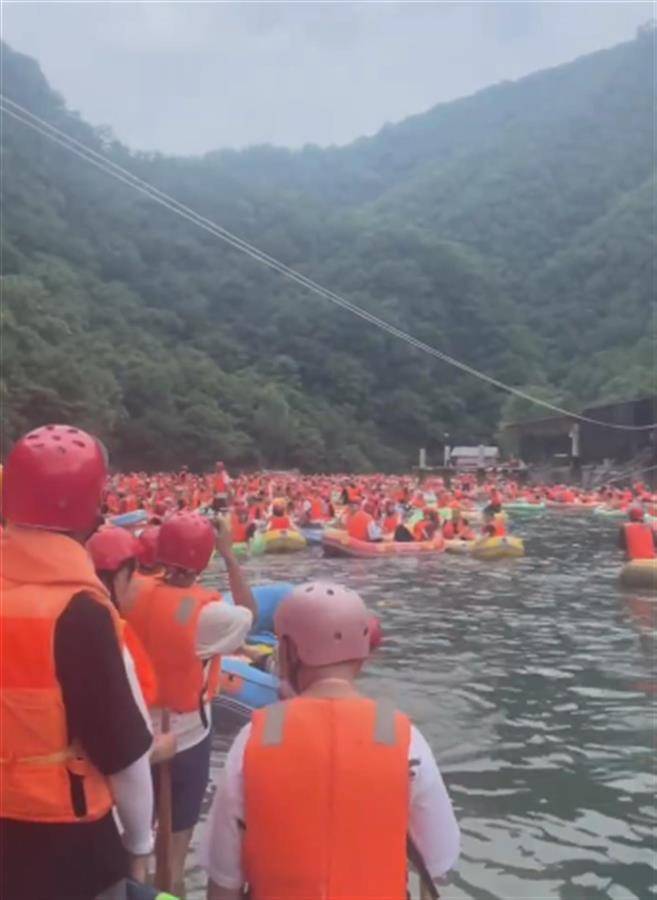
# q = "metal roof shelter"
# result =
<box><xmin>503</xmin><ymin>396</ymin><xmax>656</xmax><ymax>463</ymax></box>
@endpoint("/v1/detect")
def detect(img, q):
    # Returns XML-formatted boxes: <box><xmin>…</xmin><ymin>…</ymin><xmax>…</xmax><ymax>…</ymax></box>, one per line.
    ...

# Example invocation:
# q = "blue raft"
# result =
<box><xmin>216</xmin><ymin>582</ymin><xmax>292</xmax><ymax>721</ymax></box>
<box><xmin>109</xmin><ymin>510</ymin><xmax>148</xmax><ymax>529</ymax></box>
<box><xmin>217</xmin><ymin>657</ymin><xmax>279</xmax><ymax>719</ymax></box>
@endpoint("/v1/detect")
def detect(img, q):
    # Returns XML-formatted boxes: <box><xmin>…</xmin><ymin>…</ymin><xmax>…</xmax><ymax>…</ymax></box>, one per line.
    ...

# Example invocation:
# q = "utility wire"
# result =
<box><xmin>2</xmin><ymin>94</ymin><xmax>655</xmax><ymax>432</ymax></box>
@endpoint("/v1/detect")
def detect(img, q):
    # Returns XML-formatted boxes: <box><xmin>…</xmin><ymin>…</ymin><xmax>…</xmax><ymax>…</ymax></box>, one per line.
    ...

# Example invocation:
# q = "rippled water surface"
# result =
<box><xmin>186</xmin><ymin>515</ymin><xmax>656</xmax><ymax>899</ymax></box>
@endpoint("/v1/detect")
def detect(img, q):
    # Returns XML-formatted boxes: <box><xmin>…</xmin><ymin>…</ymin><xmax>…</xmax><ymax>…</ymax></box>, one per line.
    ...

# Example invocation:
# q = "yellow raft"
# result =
<box><xmin>261</xmin><ymin>528</ymin><xmax>307</xmax><ymax>554</ymax></box>
<box><xmin>619</xmin><ymin>558</ymin><xmax>657</xmax><ymax>590</ymax></box>
<box><xmin>472</xmin><ymin>535</ymin><xmax>525</xmax><ymax>560</ymax></box>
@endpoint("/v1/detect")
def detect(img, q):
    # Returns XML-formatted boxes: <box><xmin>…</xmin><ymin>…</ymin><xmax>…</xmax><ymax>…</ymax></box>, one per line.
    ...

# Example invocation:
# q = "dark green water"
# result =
<box><xmin>188</xmin><ymin>514</ymin><xmax>656</xmax><ymax>899</ymax></box>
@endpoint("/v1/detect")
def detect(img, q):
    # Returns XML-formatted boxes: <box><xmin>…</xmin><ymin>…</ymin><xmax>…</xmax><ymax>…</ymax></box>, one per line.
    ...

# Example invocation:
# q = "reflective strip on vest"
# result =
<box><xmin>123</xmin><ymin>580</ymin><xmax>222</xmax><ymax>712</ymax></box>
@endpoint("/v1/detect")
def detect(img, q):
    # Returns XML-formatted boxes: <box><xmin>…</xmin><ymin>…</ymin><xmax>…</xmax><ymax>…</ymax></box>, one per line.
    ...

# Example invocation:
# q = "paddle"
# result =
<box><xmin>407</xmin><ymin>835</ymin><xmax>440</xmax><ymax>900</ymax></box>
<box><xmin>154</xmin><ymin>709</ymin><xmax>173</xmax><ymax>893</ymax></box>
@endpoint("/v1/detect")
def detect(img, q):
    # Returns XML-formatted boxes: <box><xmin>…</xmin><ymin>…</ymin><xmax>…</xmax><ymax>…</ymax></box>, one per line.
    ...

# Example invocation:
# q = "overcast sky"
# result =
<box><xmin>2</xmin><ymin>1</ymin><xmax>651</xmax><ymax>155</ymax></box>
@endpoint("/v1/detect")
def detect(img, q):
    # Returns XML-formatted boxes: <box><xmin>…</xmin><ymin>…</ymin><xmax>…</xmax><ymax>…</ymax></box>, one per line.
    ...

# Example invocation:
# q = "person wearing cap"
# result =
<box><xmin>1</xmin><ymin>425</ymin><xmax>155</xmax><ymax>900</ymax></box>
<box><xmin>618</xmin><ymin>506</ymin><xmax>656</xmax><ymax>559</ymax></box>
<box><xmin>203</xmin><ymin>582</ymin><xmax>460</xmax><ymax>899</ymax></box>
<box><xmin>122</xmin><ymin>512</ymin><xmax>256</xmax><ymax>896</ymax></box>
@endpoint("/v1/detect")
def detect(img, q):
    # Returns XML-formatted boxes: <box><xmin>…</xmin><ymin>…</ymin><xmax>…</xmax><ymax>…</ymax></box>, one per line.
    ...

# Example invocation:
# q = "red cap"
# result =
<box><xmin>629</xmin><ymin>505</ymin><xmax>645</xmax><ymax>522</ymax></box>
<box><xmin>157</xmin><ymin>512</ymin><xmax>215</xmax><ymax>573</ymax></box>
<box><xmin>87</xmin><ymin>527</ymin><xmax>139</xmax><ymax>572</ymax></box>
<box><xmin>2</xmin><ymin>424</ymin><xmax>107</xmax><ymax>532</ymax></box>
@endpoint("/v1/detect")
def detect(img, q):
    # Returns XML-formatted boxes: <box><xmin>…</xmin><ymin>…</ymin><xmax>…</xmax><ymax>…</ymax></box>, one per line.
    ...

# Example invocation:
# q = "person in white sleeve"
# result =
<box><xmin>121</xmin><ymin>511</ymin><xmax>255</xmax><ymax>897</ymax></box>
<box><xmin>203</xmin><ymin>581</ymin><xmax>459</xmax><ymax>900</ymax></box>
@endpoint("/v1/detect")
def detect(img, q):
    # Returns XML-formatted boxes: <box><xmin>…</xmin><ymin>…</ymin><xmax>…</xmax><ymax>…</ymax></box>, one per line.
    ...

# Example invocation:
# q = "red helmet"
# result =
<box><xmin>87</xmin><ymin>527</ymin><xmax>139</xmax><ymax>573</ymax></box>
<box><xmin>137</xmin><ymin>524</ymin><xmax>161</xmax><ymax>567</ymax></box>
<box><xmin>2</xmin><ymin>424</ymin><xmax>107</xmax><ymax>532</ymax></box>
<box><xmin>628</xmin><ymin>505</ymin><xmax>645</xmax><ymax>522</ymax></box>
<box><xmin>157</xmin><ymin>512</ymin><xmax>215</xmax><ymax>573</ymax></box>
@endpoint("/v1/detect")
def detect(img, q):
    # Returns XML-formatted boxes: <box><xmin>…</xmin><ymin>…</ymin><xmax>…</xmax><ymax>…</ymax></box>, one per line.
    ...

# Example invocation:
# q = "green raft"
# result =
<box><xmin>503</xmin><ymin>501</ymin><xmax>546</xmax><ymax>516</ymax></box>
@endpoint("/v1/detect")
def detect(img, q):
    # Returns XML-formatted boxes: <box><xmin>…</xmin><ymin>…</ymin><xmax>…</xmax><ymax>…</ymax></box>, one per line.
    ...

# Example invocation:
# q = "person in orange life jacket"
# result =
<box><xmin>483</xmin><ymin>503</ymin><xmax>507</xmax><ymax>537</ymax></box>
<box><xmin>444</xmin><ymin>509</ymin><xmax>476</xmax><ymax>541</ymax></box>
<box><xmin>618</xmin><ymin>506</ymin><xmax>656</xmax><ymax>560</ymax></box>
<box><xmin>413</xmin><ymin>509</ymin><xmax>441</xmax><ymax>542</ymax></box>
<box><xmin>1</xmin><ymin>425</ymin><xmax>155</xmax><ymax>900</ymax></box>
<box><xmin>203</xmin><ymin>582</ymin><xmax>460</xmax><ymax>899</ymax></box>
<box><xmin>300</xmin><ymin>493</ymin><xmax>329</xmax><ymax>525</ymax></box>
<box><xmin>230</xmin><ymin>504</ymin><xmax>256</xmax><ymax>543</ymax></box>
<box><xmin>86</xmin><ymin>527</ymin><xmax>177</xmax><ymax>768</ymax></box>
<box><xmin>212</xmin><ymin>461</ymin><xmax>231</xmax><ymax>512</ymax></box>
<box><xmin>267</xmin><ymin>500</ymin><xmax>292</xmax><ymax>531</ymax></box>
<box><xmin>347</xmin><ymin>500</ymin><xmax>382</xmax><ymax>542</ymax></box>
<box><xmin>382</xmin><ymin>500</ymin><xmax>402</xmax><ymax>536</ymax></box>
<box><xmin>122</xmin><ymin>512</ymin><xmax>256</xmax><ymax>896</ymax></box>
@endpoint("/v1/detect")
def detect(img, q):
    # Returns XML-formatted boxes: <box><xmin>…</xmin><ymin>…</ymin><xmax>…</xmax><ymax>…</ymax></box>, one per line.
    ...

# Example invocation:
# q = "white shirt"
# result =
<box><xmin>202</xmin><ymin>721</ymin><xmax>460</xmax><ymax>889</ymax></box>
<box><xmin>150</xmin><ymin>601</ymin><xmax>253</xmax><ymax>753</ymax></box>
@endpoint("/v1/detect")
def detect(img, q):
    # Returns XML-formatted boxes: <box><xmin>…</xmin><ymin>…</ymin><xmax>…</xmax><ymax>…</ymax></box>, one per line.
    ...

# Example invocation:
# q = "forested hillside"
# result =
<box><xmin>1</xmin><ymin>32</ymin><xmax>654</xmax><ymax>470</ymax></box>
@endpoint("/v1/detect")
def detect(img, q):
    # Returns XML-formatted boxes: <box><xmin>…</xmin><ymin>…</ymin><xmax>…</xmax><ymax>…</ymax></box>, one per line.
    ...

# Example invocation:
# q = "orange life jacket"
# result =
<box><xmin>268</xmin><ymin>515</ymin><xmax>291</xmax><ymax>531</ymax></box>
<box><xmin>493</xmin><ymin>513</ymin><xmax>507</xmax><ymax>537</ymax></box>
<box><xmin>231</xmin><ymin>513</ymin><xmax>250</xmax><ymax>543</ymax></box>
<box><xmin>123</xmin><ymin>580</ymin><xmax>222</xmax><ymax>712</ymax></box>
<box><xmin>214</xmin><ymin>473</ymin><xmax>228</xmax><ymax>493</ymax></box>
<box><xmin>309</xmin><ymin>497</ymin><xmax>327</xmax><ymax>521</ymax></box>
<box><xmin>347</xmin><ymin>510</ymin><xmax>373</xmax><ymax>541</ymax></box>
<box><xmin>121</xmin><ymin>620</ymin><xmax>159</xmax><ymax>708</ymax></box>
<box><xmin>383</xmin><ymin>513</ymin><xmax>400</xmax><ymax>534</ymax></box>
<box><xmin>243</xmin><ymin>697</ymin><xmax>411</xmax><ymax>900</ymax></box>
<box><xmin>0</xmin><ymin>526</ymin><xmax>120</xmax><ymax>823</ymax></box>
<box><xmin>623</xmin><ymin>523</ymin><xmax>656</xmax><ymax>560</ymax></box>
<box><xmin>413</xmin><ymin>520</ymin><xmax>429</xmax><ymax>541</ymax></box>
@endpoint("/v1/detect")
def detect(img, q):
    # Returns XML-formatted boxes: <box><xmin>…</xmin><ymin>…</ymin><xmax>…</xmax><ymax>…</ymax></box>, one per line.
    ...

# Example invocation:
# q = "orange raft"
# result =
<box><xmin>322</xmin><ymin>527</ymin><xmax>445</xmax><ymax>559</ymax></box>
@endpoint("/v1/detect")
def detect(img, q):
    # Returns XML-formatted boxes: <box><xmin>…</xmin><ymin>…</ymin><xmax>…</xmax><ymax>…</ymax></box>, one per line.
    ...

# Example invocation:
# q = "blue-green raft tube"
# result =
<box><xmin>215</xmin><ymin>582</ymin><xmax>293</xmax><ymax>721</ymax></box>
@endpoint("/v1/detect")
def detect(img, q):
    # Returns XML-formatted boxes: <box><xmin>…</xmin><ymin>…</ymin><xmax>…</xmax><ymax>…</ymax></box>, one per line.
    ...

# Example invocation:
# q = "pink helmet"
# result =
<box><xmin>274</xmin><ymin>581</ymin><xmax>372</xmax><ymax>666</ymax></box>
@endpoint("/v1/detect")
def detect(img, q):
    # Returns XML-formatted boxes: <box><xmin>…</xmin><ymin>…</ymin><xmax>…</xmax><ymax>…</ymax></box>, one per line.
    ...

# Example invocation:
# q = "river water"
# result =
<box><xmin>185</xmin><ymin>514</ymin><xmax>656</xmax><ymax>899</ymax></box>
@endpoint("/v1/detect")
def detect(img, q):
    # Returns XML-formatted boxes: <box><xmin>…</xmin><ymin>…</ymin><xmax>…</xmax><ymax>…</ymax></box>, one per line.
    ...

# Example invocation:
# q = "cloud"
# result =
<box><xmin>2</xmin><ymin>1</ymin><xmax>649</xmax><ymax>154</ymax></box>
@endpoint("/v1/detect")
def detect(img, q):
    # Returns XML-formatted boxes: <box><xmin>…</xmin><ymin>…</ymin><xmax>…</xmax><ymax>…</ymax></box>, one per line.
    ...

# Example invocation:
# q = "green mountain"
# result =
<box><xmin>1</xmin><ymin>32</ymin><xmax>654</xmax><ymax>471</ymax></box>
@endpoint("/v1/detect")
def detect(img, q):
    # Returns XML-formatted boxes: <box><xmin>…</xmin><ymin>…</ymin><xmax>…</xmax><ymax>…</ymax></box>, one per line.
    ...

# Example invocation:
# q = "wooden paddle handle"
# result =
<box><xmin>154</xmin><ymin>709</ymin><xmax>173</xmax><ymax>892</ymax></box>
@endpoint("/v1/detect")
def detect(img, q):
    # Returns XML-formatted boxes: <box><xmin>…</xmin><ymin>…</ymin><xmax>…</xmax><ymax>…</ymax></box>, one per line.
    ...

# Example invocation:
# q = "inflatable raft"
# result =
<box><xmin>217</xmin><ymin>656</ymin><xmax>279</xmax><ymax>718</ymax></box>
<box><xmin>619</xmin><ymin>558</ymin><xmax>657</xmax><ymax>590</ymax></box>
<box><xmin>546</xmin><ymin>500</ymin><xmax>598</xmax><ymax>513</ymax></box>
<box><xmin>109</xmin><ymin>510</ymin><xmax>148</xmax><ymax>530</ymax></box>
<box><xmin>503</xmin><ymin>501</ymin><xmax>546</xmax><ymax>516</ymax></box>
<box><xmin>322</xmin><ymin>528</ymin><xmax>444</xmax><ymax>559</ymax></box>
<box><xmin>251</xmin><ymin>528</ymin><xmax>307</xmax><ymax>554</ymax></box>
<box><xmin>444</xmin><ymin>539</ymin><xmax>476</xmax><ymax>554</ymax></box>
<box><xmin>224</xmin><ymin>582</ymin><xmax>294</xmax><ymax>634</ymax></box>
<box><xmin>472</xmin><ymin>535</ymin><xmax>525</xmax><ymax>560</ymax></box>
<box><xmin>299</xmin><ymin>525</ymin><xmax>325</xmax><ymax>545</ymax></box>
<box><xmin>593</xmin><ymin>506</ymin><xmax>627</xmax><ymax>520</ymax></box>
